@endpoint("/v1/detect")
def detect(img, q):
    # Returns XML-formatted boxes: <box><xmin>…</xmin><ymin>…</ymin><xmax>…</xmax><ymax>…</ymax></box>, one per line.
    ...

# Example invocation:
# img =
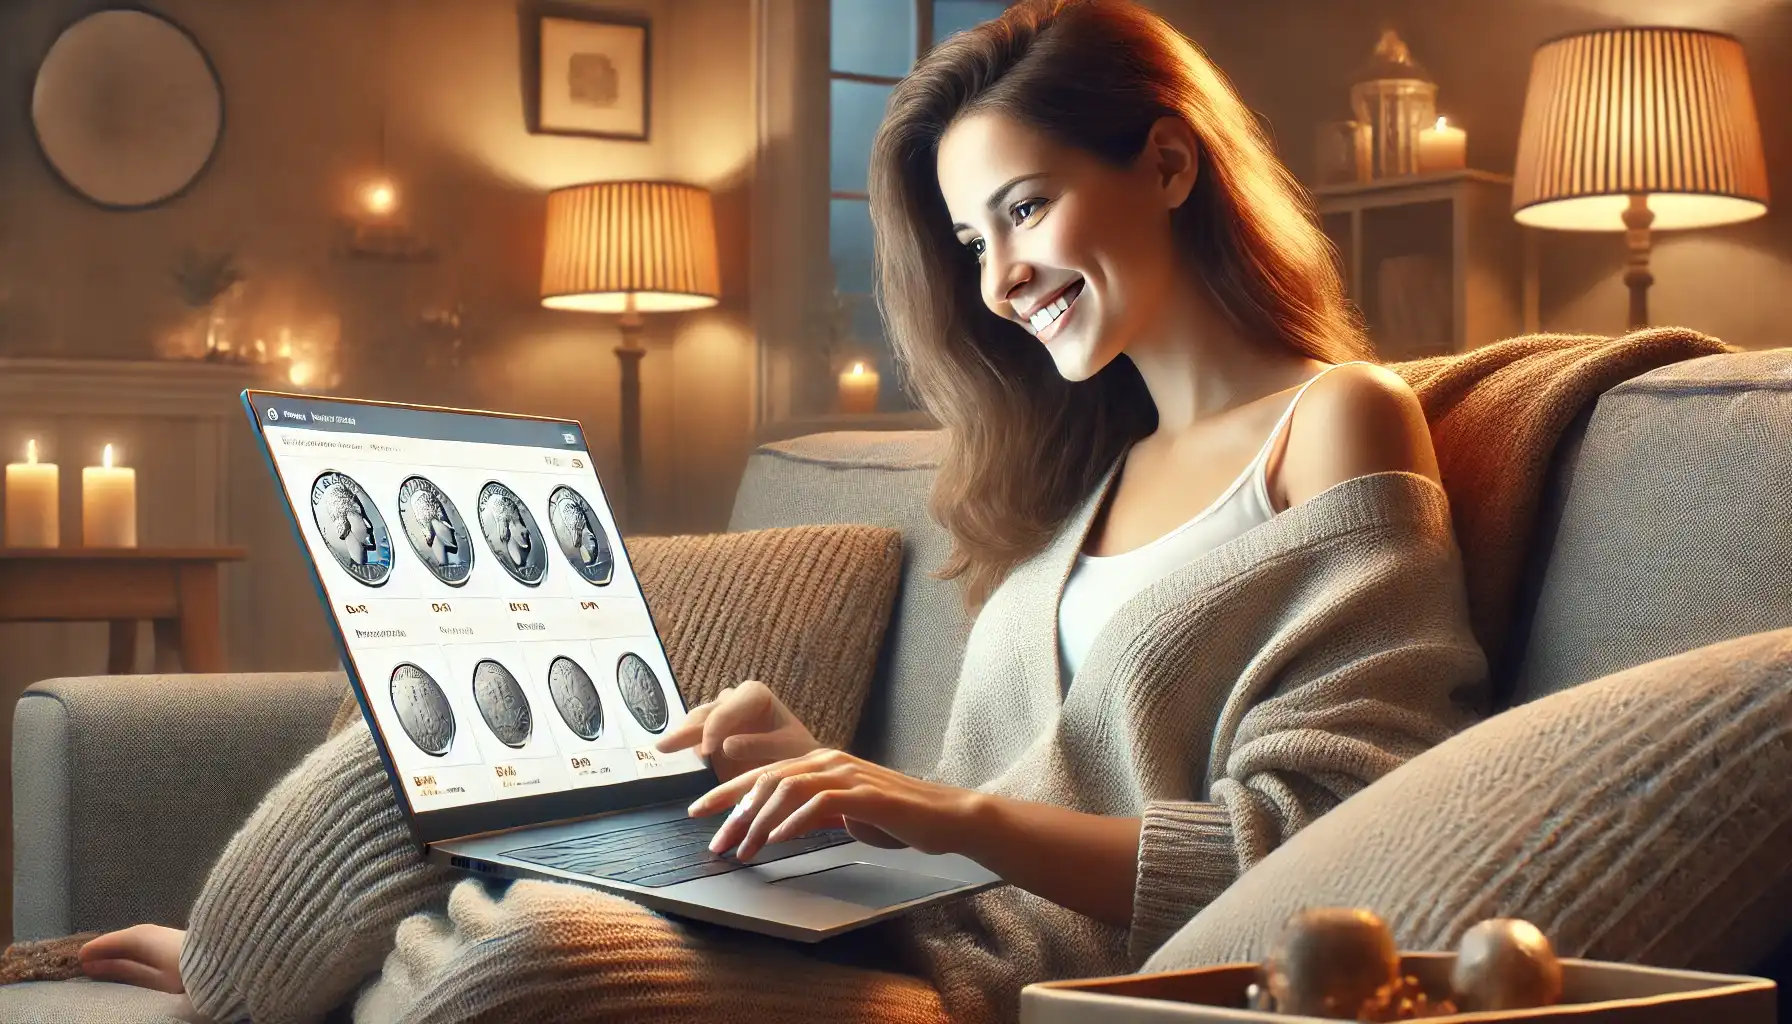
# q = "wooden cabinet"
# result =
<box><xmin>1316</xmin><ymin>169</ymin><xmax>1538</xmax><ymax>359</ymax></box>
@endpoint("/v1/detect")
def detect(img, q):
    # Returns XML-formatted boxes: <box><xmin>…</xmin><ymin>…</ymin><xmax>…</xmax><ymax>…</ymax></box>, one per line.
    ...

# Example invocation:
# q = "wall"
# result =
<box><xmin>0</xmin><ymin>0</ymin><xmax>757</xmax><ymax>941</ymax></box>
<box><xmin>1151</xmin><ymin>0</ymin><xmax>1792</xmax><ymax>349</ymax></box>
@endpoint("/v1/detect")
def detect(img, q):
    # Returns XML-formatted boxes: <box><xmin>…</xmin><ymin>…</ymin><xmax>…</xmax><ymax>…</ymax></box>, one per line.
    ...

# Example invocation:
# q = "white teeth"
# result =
<box><xmin>1027</xmin><ymin>288</ymin><xmax>1077</xmax><ymax>334</ymax></box>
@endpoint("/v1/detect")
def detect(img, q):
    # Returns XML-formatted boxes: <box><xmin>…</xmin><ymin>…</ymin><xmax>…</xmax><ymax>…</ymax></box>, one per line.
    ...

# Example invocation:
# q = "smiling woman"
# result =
<box><xmin>873</xmin><ymin>0</ymin><xmax>1374</xmax><ymax>609</ymax></box>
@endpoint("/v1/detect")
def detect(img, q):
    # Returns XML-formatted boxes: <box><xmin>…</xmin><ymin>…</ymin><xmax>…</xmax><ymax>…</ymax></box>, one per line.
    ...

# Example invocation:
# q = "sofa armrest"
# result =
<box><xmin>13</xmin><ymin>672</ymin><xmax>347</xmax><ymax>941</ymax></box>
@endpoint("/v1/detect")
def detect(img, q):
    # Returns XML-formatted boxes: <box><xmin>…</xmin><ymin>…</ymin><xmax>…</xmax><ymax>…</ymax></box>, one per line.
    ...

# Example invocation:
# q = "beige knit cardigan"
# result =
<box><xmin>178</xmin><ymin>467</ymin><xmax>1487</xmax><ymax>1024</ymax></box>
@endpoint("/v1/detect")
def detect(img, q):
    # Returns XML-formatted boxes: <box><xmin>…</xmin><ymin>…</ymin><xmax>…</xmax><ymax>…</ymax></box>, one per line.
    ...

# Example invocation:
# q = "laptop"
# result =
<box><xmin>243</xmin><ymin>390</ymin><xmax>999</xmax><ymax>942</ymax></box>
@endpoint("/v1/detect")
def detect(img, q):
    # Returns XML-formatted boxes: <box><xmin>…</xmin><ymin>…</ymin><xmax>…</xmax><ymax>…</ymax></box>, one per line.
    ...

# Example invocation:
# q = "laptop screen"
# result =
<box><xmin>245</xmin><ymin>391</ymin><xmax>711</xmax><ymax>841</ymax></box>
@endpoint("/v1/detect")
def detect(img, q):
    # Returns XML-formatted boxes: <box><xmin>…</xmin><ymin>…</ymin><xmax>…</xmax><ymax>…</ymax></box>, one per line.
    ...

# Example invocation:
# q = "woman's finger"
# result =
<box><xmin>698</xmin><ymin>684</ymin><xmax>775</xmax><ymax>756</ymax></box>
<box><xmin>688</xmin><ymin>748</ymin><xmax>841</xmax><ymax>816</ymax></box>
<box><xmin>765</xmin><ymin>787</ymin><xmax>872</xmax><ymax>846</ymax></box>
<box><xmin>654</xmin><ymin>698</ymin><xmax>716</xmax><ymax>753</ymax></box>
<box><xmin>704</xmin><ymin>767</ymin><xmax>790</xmax><ymax>854</ymax></box>
<box><xmin>720</xmin><ymin>728</ymin><xmax>811</xmax><ymax>763</ymax></box>
<box><xmin>732</xmin><ymin>765</ymin><xmax>859</xmax><ymax>860</ymax></box>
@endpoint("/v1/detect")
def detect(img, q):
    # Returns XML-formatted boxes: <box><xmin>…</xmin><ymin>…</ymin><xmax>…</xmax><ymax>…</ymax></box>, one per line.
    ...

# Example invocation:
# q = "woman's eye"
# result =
<box><xmin>1013</xmin><ymin>198</ymin><xmax>1046</xmax><ymax>223</ymax></box>
<box><xmin>964</xmin><ymin>238</ymin><xmax>985</xmax><ymax>262</ymax></box>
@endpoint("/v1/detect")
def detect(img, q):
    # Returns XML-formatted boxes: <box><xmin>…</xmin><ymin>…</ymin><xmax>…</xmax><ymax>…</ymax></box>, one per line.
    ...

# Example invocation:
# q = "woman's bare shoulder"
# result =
<box><xmin>1281</xmin><ymin>362</ymin><xmax>1442</xmax><ymax>508</ymax></box>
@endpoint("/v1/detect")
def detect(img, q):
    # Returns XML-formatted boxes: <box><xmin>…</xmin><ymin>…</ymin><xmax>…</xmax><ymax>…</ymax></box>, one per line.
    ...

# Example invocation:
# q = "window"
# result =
<box><xmin>826</xmin><ymin>0</ymin><xmax>1009</xmax><ymax>413</ymax></box>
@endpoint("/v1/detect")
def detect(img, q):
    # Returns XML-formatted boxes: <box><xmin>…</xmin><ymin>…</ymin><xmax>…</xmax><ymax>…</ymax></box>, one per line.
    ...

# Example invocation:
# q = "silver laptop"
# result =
<box><xmin>243</xmin><ymin>390</ymin><xmax>998</xmax><ymax>942</ymax></box>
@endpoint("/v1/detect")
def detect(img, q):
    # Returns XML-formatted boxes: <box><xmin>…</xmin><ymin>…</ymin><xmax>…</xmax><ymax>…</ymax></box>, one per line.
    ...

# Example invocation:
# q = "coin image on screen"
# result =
<box><xmin>390</xmin><ymin>663</ymin><xmax>454</xmax><ymax>756</ymax></box>
<box><xmin>310</xmin><ymin>471</ymin><xmax>393</xmax><ymax>587</ymax></box>
<box><xmin>397</xmin><ymin>476</ymin><xmax>473</xmax><ymax>587</ymax></box>
<box><xmin>616</xmin><ymin>652</ymin><xmax>670</xmax><ymax>734</ymax></box>
<box><xmin>548</xmin><ymin>486</ymin><xmax>615</xmax><ymax>586</ymax></box>
<box><xmin>471</xmin><ymin>659</ymin><xmax>533</xmax><ymax>748</ymax></box>
<box><xmin>477</xmin><ymin>482</ymin><xmax>547</xmax><ymax>586</ymax></box>
<box><xmin>546</xmin><ymin>655</ymin><xmax>604</xmax><ymax>740</ymax></box>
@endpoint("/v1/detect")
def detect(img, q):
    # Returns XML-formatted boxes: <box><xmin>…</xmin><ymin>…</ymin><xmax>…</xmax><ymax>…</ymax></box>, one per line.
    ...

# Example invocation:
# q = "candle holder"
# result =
<box><xmin>1350</xmin><ymin>30</ymin><xmax>1437</xmax><ymax>180</ymax></box>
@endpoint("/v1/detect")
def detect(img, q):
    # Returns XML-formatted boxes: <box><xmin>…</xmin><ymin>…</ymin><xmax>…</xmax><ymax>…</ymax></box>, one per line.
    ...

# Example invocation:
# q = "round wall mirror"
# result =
<box><xmin>31</xmin><ymin>8</ymin><xmax>224</xmax><ymax>210</ymax></box>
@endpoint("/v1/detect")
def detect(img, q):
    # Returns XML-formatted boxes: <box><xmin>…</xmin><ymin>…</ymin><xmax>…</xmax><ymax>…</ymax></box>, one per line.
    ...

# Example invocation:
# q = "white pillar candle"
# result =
<box><xmin>837</xmin><ymin>362</ymin><xmax>880</xmax><ymax>415</ymax></box>
<box><xmin>5</xmin><ymin>439</ymin><xmax>60</xmax><ymax>548</ymax></box>
<box><xmin>1418</xmin><ymin>116</ymin><xmax>1468</xmax><ymax>173</ymax></box>
<box><xmin>82</xmin><ymin>444</ymin><xmax>137</xmax><ymax>548</ymax></box>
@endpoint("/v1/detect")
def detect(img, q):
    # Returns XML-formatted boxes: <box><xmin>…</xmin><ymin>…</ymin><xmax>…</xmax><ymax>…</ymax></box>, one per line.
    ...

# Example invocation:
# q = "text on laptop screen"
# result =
<box><xmin>250</xmin><ymin>395</ymin><xmax>705</xmax><ymax>813</ymax></box>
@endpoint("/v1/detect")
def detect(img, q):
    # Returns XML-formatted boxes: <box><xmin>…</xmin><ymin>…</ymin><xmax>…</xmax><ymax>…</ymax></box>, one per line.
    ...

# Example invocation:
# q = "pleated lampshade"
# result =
<box><xmin>540</xmin><ymin>180</ymin><xmax>721</xmax><ymax>313</ymax></box>
<box><xmin>1512</xmin><ymin>27</ymin><xmax>1769</xmax><ymax>231</ymax></box>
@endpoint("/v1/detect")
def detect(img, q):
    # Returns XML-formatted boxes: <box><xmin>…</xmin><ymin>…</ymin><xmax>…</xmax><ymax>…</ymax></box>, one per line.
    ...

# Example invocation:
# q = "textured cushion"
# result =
<box><xmin>14</xmin><ymin>672</ymin><xmax>350</xmax><ymax>941</ymax></box>
<box><xmin>330</xmin><ymin>525</ymin><xmax>904</xmax><ymax>752</ymax></box>
<box><xmin>1143</xmin><ymin>625</ymin><xmax>1792</xmax><ymax>976</ymax></box>
<box><xmin>0</xmin><ymin>979</ymin><xmax>202</xmax><ymax>1023</ymax></box>
<box><xmin>1510</xmin><ymin>349</ymin><xmax>1792</xmax><ymax>704</ymax></box>
<box><xmin>727</xmin><ymin>431</ymin><xmax>967</xmax><ymax>775</ymax></box>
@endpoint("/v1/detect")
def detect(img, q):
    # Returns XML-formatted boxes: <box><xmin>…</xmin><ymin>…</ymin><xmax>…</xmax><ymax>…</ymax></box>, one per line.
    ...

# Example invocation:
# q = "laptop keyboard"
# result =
<box><xmin>504</xmin><ymin>815</ymin><xmax>854</xmax><ymax>888</ymax></box>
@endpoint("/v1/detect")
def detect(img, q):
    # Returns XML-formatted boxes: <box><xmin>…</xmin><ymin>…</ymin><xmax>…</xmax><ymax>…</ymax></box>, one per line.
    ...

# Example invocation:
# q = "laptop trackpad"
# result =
<box><xmin>769</xmin><ymin>862</ymin><xmax>960</xmax><ymax>908</ymax></box>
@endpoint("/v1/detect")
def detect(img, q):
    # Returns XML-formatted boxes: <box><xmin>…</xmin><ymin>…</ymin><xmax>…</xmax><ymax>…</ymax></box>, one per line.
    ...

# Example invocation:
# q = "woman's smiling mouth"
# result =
<box><xmin>1027</xmin><ymin>279</ymin><xmax>1084</xmax><ymax>341</ymax></box>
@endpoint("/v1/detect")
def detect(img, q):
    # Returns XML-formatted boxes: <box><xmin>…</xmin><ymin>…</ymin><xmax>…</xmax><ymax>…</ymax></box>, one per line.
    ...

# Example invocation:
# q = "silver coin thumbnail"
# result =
<box><xmin>472</xmin><ymin>659</ymin><xmax>533</xmax><ymax>748</ymax></box>
<box><xmin>476</xmin><ymin>482</ymin><xmax>547</xmax><ymax>586</ymax></box>
<box><xmin>547</xmin><ymin>655</ymin><xmax>604</xmax><ymax>740</ymax></box>
<box><xmin>310</xmin><ymin>471</ymin><xmax>393</xmax><ymax>587</ymax></box>
<box><xmin>617</xmin><ymin>652</ymin><xmax>670</xmax><ymax>734</ymax></box>
<box><xmin>548</xmin><ymin>486</ymin><xmax>615</xmax><ymax>586</ymax></box>
<box><xmin>390</xmin><ymin>663</ymin><xmax>454</xmax><ymax>756</ymax></box>
<box><xmin>397</xmin><ymin>476</ymin><xmax>473</xmax><ymax>587</ymax></box>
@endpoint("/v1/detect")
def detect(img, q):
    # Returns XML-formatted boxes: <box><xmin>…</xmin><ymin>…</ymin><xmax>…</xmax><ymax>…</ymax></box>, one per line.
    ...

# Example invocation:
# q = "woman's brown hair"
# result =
<box><xmin>869</xmin><ymin>0</ymin><xmax>1372</xmax><ymax>611</ymax></box>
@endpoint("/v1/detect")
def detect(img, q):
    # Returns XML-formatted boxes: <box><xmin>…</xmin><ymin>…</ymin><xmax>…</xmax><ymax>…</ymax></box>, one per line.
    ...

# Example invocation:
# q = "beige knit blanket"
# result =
<box><xmin>1386</xmin><ymin>328</ymin><xmax>1732</xmax><ymax>678</ymax></box>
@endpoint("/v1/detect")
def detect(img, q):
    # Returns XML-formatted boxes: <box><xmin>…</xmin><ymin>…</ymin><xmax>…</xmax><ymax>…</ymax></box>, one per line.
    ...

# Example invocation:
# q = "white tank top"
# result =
<box><xmin>1056</xmin><ymin>362</ymin><xmax>1368</xmax><ymax>686</ymax></box>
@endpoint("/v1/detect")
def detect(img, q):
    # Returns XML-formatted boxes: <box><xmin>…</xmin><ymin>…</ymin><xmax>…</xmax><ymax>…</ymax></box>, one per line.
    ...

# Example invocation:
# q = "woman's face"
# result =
<box><xmin>937</xmin><ymin>111</ymin><xmax>1197</xmax><ymax>381</ymax></box>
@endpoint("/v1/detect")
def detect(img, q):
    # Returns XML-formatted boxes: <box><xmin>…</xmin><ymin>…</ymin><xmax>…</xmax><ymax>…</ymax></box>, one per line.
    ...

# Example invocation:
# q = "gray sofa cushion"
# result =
<box><xmin>727</xmin><ymin>430</ymin><xmax>966</xmax><ymax>776</ymax></box>
<box><xmin>0</xmin><ymin>980</ymin><xmax>202</xmax><ymax>1023</ymax></box>
<box><xmin>1510</xmin><ymin>349</ymin><xmax>1792</xmax><ymax>705</ymax></box>
<box><xmin>1144</xmin><ymin>624</ymin><xmax>1792</xmax><ymax>976</ymax></box>
<box><xmin>13</xmin><ymin>673</ymin><xmax>348</xmax><ymax>940</ymax></box>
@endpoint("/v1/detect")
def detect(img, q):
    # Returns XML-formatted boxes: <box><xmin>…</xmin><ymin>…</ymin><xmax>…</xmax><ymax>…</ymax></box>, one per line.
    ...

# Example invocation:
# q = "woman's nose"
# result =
<box><xmin>983</xmin><ymin>245</ymin><xmax>1031</xmax><ymax>315</ymax></box>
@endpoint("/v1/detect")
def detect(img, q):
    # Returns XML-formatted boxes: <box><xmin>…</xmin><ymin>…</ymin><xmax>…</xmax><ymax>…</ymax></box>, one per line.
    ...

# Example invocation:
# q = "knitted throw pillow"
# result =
<box><xmin>329</xmin><ymin>525</ymin><xmax>905</xmax><ymax>751</ymax></box>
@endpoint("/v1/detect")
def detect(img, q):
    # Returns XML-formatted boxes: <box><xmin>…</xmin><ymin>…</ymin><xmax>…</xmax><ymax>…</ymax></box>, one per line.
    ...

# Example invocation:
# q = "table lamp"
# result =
<box><xmin>1512</xmin><ymin>27</ymin><xmax>1769</xmax><ymax>329</ymax></box>
<box><xmin>540</xmin><ymin>180</ymin><xmax>721</xmax><ymax>529</ymax></box>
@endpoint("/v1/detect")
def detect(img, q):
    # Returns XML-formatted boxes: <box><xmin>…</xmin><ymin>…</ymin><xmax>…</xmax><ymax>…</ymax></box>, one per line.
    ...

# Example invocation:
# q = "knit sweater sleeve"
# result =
<box><xmin>1126</xmin><ymin>540</ymin><xmax>1490</xmax><ymax>961</ymax></box>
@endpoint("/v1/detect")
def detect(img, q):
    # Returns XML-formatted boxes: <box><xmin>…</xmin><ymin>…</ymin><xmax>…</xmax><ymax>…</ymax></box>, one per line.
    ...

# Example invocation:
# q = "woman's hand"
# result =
<box><xmin>687</xmin><ymin>748</ymin><xmax>986</xmax><ymax>862</ymax></box>
<box><xmin>654</xmin><ymin>680</ymin><xmax>821</xmax><ymax>782</ymax></box>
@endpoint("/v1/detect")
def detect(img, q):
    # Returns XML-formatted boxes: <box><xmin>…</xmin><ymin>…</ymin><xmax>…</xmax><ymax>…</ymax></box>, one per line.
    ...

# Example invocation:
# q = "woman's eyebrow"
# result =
<box><xmin>951</xmin><ymin>172</ymin><xmax>1048</xmax><ymax>231</ymax></box>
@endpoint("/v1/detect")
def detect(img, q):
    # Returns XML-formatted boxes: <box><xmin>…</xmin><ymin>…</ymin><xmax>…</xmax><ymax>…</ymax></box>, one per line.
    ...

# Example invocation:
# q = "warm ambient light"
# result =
<box><xmin>1512</xmin><ymin>27</ymin><xmax>1769</xmax><ymax>232</ymax></box>
<box><xmin>360</xmin><ymin>178</ymin><xmax>399</xmax><ymax>217</ymax></box>
<box><xmin>539</xmin><ymin>181</ymin><xmax>722</xmax><ymax>314</ymax></box>
<box><xmin>289</xmin><ymin>360</ymin><xmax>314</xmax><ymax>387</ymax></box>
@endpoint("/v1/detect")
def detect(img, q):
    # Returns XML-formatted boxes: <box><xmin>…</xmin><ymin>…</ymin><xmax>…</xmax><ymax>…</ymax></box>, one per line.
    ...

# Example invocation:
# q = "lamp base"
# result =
<box><xmin>615</xmin><ymin>310</ymin><xmax>645</xmax><ymax>532</ymax></box>
<box><xmin>1622</xmin><ymin>193</ymin><xmax>1654</xmax><ymax>330</ymax></box>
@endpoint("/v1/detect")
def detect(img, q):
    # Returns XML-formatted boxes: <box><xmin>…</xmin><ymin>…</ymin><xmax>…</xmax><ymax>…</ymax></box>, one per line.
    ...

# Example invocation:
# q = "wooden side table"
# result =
<box><xmin>0</xmin><ymin>548</ymin><xmax>248</xmax><ymax>673</ymax></box>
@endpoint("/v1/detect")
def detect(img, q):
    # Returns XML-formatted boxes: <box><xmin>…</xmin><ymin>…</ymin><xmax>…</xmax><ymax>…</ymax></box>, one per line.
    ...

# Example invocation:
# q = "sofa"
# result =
<box><xmin>9</xmin><ymin>348</ymin><xmax>1792</xmax><ymax>1021</ymax></box>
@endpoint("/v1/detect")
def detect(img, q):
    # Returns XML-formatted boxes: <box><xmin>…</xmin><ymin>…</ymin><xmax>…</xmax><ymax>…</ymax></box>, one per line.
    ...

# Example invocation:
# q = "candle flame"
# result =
<box><xmin>850</xmin><ymin>362</ymin><xmax>866</xmax><ymax>376</ymax></box>
<box><xmin>103</xmin><ymin>444</ymin><xmax>114</xmax><ymax>469</ymax></box>
<box><xmin>25</xmin><ymin>439</ymin><xmax>36</xmax><ymax>464</ymax></box>
<box><xmin>1435</xmin><ymin>116</ymin><xmax>1448</xmax><ymax>130</ymax></box>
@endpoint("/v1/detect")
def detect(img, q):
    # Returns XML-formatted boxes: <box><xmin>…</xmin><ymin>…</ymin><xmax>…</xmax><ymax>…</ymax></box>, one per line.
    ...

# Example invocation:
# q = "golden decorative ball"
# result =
<box><xmin>1450</xmin><ymin>918</ymin><xmax>1564</xmax><ymax>1011</ymax></box>
<box><xmin>1264</xmin><ymin>907</ymin><xmax>1402</xmax><ymax>1019</ymax></box>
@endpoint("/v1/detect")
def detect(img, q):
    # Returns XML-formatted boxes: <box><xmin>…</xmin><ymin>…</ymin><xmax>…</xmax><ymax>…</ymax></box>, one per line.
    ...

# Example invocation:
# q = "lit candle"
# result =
<box><xmin>1418</xmin><ymin>116</ymin><xmax>1467</xmax><ymax>173</ymax></box>
<box><xmin>5</xmin><ymin>439</ymin><xmax>60</xmax><ymax>548</ymax></box>
<box><xmin>837</xmin><ymin>361</ymin><xmax>880</xmax><ymax>414</ymax></box>
<box><xmin>82</xmin><ymin>444</ymin><xmax>137</xmax><ymax>548</ymax></box>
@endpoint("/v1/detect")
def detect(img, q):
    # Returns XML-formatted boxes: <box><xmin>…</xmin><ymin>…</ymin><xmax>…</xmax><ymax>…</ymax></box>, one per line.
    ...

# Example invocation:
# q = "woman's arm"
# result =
<box><xmin>959</xmin><ymin>794</ymin><xmax>1142</xmax><ymax>926</ymax></box>
<box><xmin>688</xmin><ymin>750</ymin><xmax>1144</xmax><ymax>927</ymax></box>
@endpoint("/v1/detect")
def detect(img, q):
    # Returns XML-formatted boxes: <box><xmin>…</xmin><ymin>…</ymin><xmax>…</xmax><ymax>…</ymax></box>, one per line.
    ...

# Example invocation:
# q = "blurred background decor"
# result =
<box><xmin>30</xmin><ymin>7</ymin><xmax>223</xmax><ymax>211</ymax></box>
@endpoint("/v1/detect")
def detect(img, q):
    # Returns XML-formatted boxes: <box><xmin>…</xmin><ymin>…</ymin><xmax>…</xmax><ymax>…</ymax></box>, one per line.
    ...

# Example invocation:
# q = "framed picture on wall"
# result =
<box><xmin>532</xmin><ymin>10</ymin><xmax>649</xmax><ymax>141</ymax></box>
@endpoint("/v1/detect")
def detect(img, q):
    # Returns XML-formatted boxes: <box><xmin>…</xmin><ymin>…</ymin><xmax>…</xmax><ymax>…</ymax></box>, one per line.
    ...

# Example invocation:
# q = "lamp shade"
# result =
<box><xmin>1512</xmin><ymin>27</ymin><xmax>1769</xmax><ymax>232</ymax></box>
<box><xmin>541</xmin><ymin>180</ymin><xmax>721</xmax><ymax>313</ymax></box>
